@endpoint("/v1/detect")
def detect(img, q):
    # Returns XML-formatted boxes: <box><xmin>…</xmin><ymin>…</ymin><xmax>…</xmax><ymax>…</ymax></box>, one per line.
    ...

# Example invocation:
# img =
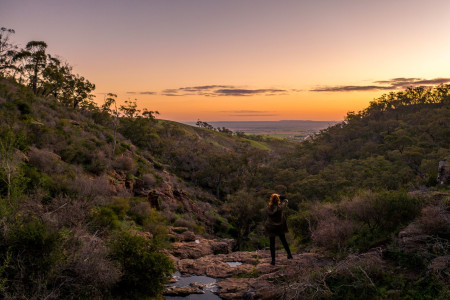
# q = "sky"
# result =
<box><xmin>2</xmin><ymin>0</ymin><xmax>450</xmax><ymax>121</ymax></box>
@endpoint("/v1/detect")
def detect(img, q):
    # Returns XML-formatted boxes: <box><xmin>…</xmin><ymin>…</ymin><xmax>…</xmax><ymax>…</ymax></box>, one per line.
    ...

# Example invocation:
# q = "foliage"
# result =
<box><xmin>109</xmin><ymin>230</ymin><xmax>175</xmax><ymax>298</ymax></box>
<box><xmin>0</xmin><ymin>220</ymin><xmax>63</xmax><ymax>298</ymax></box>
<box><xmin>0</xmin><ymin>27</ymin><xmax>449</xmax><ymax>299</ymax></box>
<box><xmin>223</xmin><ymin>189</ymin><xmax>266</xmax><ymax>250</ymax></box>
<box><xmin>0</xmin><ymin>27</ymin><xmax>18</xmax><ymax>76</ymax></box>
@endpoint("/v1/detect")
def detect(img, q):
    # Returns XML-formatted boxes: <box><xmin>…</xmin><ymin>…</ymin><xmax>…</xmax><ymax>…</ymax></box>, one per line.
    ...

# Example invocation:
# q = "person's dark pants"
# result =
<box><xmin>269</xmin><ymin>233</ymin><xmax>292</xmax><ymax>262</ymax></box>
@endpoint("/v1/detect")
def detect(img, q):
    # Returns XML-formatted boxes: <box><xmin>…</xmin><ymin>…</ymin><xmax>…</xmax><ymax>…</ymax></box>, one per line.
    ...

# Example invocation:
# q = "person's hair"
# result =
<box><xmin>269</xmin><ymin>194</ymin><xmax>281</xmax><ymax>206</ymax></box>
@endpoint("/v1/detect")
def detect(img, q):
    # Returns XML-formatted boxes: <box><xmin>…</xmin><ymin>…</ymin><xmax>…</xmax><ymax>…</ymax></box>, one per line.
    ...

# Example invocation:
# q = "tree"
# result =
<box><xmin>196</xmin><ymin>120</ymin><xmax>214</xmax><ymax>130</ymax></box>
<box><xmin>217</xmin><ymin>127</ymin><xmax>233</xmax><ymax>135</ymax></box>
<box><xmin>120</xmin><ymin>100</ymin><xmax>140</xmax><ymax>118</ymax></box>
<box><xmin>41</xmin><ymin>55</ymin><xmax>72</xmax><ymax>98</ymax></box>
<box><xmin>0</xmin><ymin>27</ymin><xmax>18</xmax><ymax>76</ymax></box>
<box><xmin>224</xmin><ymin>190</ymin><xmax>265</xmax><ymax>250</ymax></box>
<box><xmin>15</xmin><ymin>41</ymin><xmax>48</xmax><ymax>94</ymax></box>
<box><xmin>72</xmin><ymin>75</ymin><xmax>95</xmax><ymax>109</ymax></box>
<box><xmin>118</xmin><ymin>100</ymin><xmax>160</xmax><ymax>150</ymax></box>
<box><xmin>102</xmin><ymin>93</ymin><xmax>119</xmax><ymax>155</ymax></box>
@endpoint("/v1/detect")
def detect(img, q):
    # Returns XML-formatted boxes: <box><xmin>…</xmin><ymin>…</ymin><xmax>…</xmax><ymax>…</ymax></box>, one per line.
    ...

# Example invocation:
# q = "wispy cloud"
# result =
<box><xmin>311</xmin><ymin>77</ymin><xmax>450</xmax><ymax>92</ymax></box>
<box><xmin>374</xmin><ymin>77</ymin><xmax>450</xmax><ymax>89</ymax></box>
<box><xmin>126</xmin><ymin>91</ymin><xmax>156</xmax><ymax>95</ymax></box>
<box><xmin>161</xmin><ymin>85</ymin><xmax>292</xmax><ymax>97</ymax></box>
<box><xmin>215</xmin><ymin>88</ymin><xmax>287</xmax><ymax>96</ymax></box>
<box><xmin>311</xmin><ymin>85</ymin><xmax>393</xmax><ymax>92</ymax></box>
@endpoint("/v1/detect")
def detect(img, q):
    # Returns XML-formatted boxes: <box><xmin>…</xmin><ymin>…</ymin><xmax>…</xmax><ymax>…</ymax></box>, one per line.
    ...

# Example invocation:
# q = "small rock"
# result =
<box><xmin>190</xmin><ymin>282</ymin><xmax>206</xmax><ymax>289</ymax></box>
<box><xmin>164</xmin><ymin>286</ymin><xmax>205</xmax><ymax>296</ymax></box>
<box><xmin>180</xmin><ymin>231</ymin><xmax>196</xmax><ymax>242</ymax></box>
<box><xmin>171</xmin><ymin>240</ymin><xmax>213</xmax><ymax>259</ymax></box>
<box><xmin>211</xmin><ymin>241</ymin><xmax>231</xmax><ymax>254</ymax></box>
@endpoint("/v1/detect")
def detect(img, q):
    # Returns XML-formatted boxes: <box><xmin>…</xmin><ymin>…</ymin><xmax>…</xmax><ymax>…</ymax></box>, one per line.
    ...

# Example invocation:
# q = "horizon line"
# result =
<box><xmin>177</xmin><ymin>119</ymin><xmax>342</xmax><ymax>123</ymax></box>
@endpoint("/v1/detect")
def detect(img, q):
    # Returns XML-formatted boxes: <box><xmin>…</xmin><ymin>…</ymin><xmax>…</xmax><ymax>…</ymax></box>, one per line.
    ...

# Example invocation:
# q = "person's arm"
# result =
<box><xmin>280</xmin><ymin>195</ymin><xmax>288</xmax><ymax>209</ymax></box>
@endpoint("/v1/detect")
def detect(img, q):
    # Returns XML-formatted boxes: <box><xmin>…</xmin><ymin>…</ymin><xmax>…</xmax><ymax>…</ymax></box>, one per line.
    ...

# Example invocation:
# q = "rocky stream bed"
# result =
<box><xmin>164</xmin><ymin>228</ymin><xmax>331</xmax><ymax>299</ymax></box>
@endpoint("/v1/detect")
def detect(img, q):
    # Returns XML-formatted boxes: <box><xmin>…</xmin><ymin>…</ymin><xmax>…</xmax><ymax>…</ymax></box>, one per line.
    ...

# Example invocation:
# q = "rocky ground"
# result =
<box><xmin>164</xmin><ymin>197</ymin><xmax>450</xmax><ymax>300</ymax></box>
<box><xmin>164</xmin><ymin>228</ymin><xmax>332</xmax><ymax>299</ymax></box>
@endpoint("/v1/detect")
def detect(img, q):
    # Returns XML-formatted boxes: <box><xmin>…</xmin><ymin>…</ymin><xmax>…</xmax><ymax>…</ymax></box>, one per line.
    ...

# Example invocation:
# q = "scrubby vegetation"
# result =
<box><xmin>0</xmin><ymin>27</ymin><xmax>449</xmax><ymax>299</ymax></box>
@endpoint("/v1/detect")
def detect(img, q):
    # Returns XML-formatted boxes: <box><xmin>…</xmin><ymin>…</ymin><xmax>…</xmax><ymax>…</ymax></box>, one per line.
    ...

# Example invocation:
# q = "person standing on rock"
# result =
<box><xmin>265</xmin><ymin>193</ymin><xmax>293</xmax><ymax>265</ymax></box>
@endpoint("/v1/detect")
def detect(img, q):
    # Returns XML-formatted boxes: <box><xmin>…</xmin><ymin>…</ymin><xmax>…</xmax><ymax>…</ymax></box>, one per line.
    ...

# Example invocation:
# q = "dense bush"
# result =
<box><xmin>343</xmin><ymin>191</ymin><xmax>422</xmax><ymax>251</ymax></box>
<box><xmin>109</xmin><ymin>230</ymin><xmax>175</xmax><ymax>298</ymax></box>
<box><xmin>0</xmin><ymin>220</ymin><xmax>63</xmax><ymax>298</ymax></box>
<box><xmin>291</xmin><ymin>190</ymin><xmax>423</xmax><ymax>252</ymax></box>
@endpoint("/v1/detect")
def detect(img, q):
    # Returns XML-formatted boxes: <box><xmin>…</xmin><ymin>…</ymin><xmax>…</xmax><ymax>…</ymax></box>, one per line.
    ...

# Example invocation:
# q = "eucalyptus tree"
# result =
<box><xmin>72</xmin><ymin>75</ymin><xmax>95</xmax><ymax>109</ymax></box>
<box><xmin>0</xmin><ymin>27</ymin><xmax>18</xmax><ymax>76</ymax></box>
<box><xmin>16</xmin><ymin>41</ymin><xmax>48</xmax><ymax>94</ymax></box>
<box><xmin>102</xmin><ymin>93</ymin><xmax>119</xmax><ymax>155</ymax></box>
<box><xmin>41</xmin><ymin>55</ymin><xmax>72</xmax><ymax>98</ymax></box>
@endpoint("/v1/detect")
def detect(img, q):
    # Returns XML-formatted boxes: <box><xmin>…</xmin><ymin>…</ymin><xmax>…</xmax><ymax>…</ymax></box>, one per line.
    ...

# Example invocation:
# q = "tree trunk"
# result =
<box><xmin>32</xmin><ymin>62</ymin><xmax>38</xmax><ymax>94</ymax></box>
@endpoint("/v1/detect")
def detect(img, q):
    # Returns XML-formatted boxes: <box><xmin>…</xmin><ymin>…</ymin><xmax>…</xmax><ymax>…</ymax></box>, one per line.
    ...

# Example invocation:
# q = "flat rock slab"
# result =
<box><xmin>164</xmin><ymin>286</ymin><xmax>205</xmax><ymax>296</ymax></box>
<box><xmin>171</xmin><ymin>237</ymin><xmax>332</xmax><ymax>299</ymax></box>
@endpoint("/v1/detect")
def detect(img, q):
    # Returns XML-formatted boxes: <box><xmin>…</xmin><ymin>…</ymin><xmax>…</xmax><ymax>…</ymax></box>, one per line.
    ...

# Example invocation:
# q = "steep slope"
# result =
<box><xmin>0</xmin><ymin>78</ymin><xmax>237</xmax><ymax>298</ymax></box>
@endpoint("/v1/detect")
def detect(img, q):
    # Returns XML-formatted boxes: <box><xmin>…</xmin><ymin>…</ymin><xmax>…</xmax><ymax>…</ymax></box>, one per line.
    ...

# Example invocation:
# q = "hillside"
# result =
<box><xmin>1</xmin><ymin>76</ymin><xmax>449</xmax><ymax>299</ymax></box>
<box><xmin>0</xmin><ymin>29</ymin><xmax>449</xmax><ymax>299</ymax></box>
<box><xmin>0</xmin><ymin>76</ymin><xmax>299</xmax><ymax>298</ymax></box>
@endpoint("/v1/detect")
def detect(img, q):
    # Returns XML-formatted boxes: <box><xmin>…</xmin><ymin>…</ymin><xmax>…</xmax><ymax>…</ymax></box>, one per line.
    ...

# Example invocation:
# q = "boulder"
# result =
<box><xmin>211</xmin><ymin>241</ymin><xmax>231</xmax><ymax>254</ymax></box>
<box><xmin>164</xmin><ymin>286</ymin><xmax>204</xmax><ymax>296</ymax></box>
<box><xmin>180</xmin><ymin>231</ymin><xmax>196</xmax><ymax>242</ymax></box>
<box><xmin>190</xmin><ymin>282</ymin><xmax>206</xmax><ymax>289</ymax></box>
<box><xmin>217</xmin><ymin>278</ymin><xmax>258</xmax><ymax>300</ymax></box>
<box><xmin>171</xmin><ymin>239</ymin><xmax>213</xmax><ymax>259</ymax></box>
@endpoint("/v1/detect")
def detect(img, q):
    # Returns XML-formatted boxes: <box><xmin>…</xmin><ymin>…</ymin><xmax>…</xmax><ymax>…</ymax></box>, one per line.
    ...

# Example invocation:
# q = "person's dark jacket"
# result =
<box><xmin>264</xmin><ymin>201</ymin><xmax>288</xmax><ymax>237</ymax></box>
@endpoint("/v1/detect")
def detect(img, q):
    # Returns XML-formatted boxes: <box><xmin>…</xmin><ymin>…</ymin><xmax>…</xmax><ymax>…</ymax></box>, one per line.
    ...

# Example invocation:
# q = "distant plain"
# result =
<box><xmin>184</xmin><ymin>120</ymin><xmax>339</xmax><ymax>140</ymax></box>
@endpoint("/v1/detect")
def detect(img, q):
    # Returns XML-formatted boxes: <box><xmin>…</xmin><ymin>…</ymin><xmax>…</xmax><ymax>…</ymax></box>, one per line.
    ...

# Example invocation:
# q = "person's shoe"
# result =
<box><xmin>287</xmin><ymin>254</ymin><xmax>293</xmax><ymax>259</ymax></box>
<box><xmin>270</xmin><ymin>260</ymin><xmax>275</xmax><ymax>265</ymax></box>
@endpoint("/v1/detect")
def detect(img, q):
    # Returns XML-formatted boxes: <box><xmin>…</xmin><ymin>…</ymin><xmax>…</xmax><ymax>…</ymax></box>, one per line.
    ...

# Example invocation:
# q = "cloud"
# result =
<box><xmin>215</xmin><ymin>89</ymin><xmax>287</xmax><ymax>96</ymax></box>
<box><xmin>126</xmin><ymin>91</ymin><xmax>156</xmax><ymax>95</ymax></box>
<box><xmin>161</xmin><ymin>85</ymin><xmax>290</xmax><ymax>97</ymax></box>
<box><xmin>311</xmin><ymin>85</ymin><xmax>393</xmax><ymax>92</ymax></box>
<box><xmin>161</xmin><ymin>85</ymin><xmax>233</xmax><ymax>96</ymax></box>
<box><xmin>179</xmin><ymin>85</ymin><xmax>233</xmax><ymax>92</ymax></box>
<box><xmin>374</xmin><ymin>77</ymin><xmax>450</xmax><ymax>89</ymax></box>
<box><xmin>311</xmin><ymin>77</ymin><xmax>450</xmax><ymax>92</ymax></box>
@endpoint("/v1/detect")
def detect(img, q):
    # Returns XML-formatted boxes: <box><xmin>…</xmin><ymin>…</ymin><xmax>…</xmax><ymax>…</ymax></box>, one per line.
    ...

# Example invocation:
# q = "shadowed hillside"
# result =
<box><xmin>0</xmin><ymin>28</ymin><xmax>449</xmax><ymax>299</ymax></box>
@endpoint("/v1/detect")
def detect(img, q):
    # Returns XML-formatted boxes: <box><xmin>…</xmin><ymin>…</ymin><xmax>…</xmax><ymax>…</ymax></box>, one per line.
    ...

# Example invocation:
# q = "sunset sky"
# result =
<box><xmin>2</xmin><ymin>0</ymin><xmax>450</xmax><ymax>121</ymax></box>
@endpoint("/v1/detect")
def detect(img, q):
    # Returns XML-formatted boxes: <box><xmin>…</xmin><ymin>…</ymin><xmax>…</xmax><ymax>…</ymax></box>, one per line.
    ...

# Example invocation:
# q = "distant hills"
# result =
<box><xmin>184</xmin><ymin>120</ymin><xmax>339</xmax><ymax>139</ymax></box>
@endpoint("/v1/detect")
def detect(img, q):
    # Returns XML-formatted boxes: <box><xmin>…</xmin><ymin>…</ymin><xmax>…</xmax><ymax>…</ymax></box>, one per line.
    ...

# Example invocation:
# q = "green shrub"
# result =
<box><xmin>3</xmin><ymin>221</ymin><xmax>62</xmax><ymax>284</ymax></box>
<box><xmin>108</xmin><ymin>197</ymin><xmax>130</xmax><ymax>219</ymax></box>
<box><xmin>232</xmin><ymin>267</ymin><xmax>261</xmax><ymax>278</ymax></box>
<box><xmin>109</xmin><ymin>230</ymin><xmax>175</xmax><ymax>298</ymax></box>
<box><xmin>288</xmin><ymin>210</ymin><xmax>315</xmax><ymax>244</ymax></box>
<box><xmin>90</xmin><ymin>207</ymin><xmax>121</xmax><ymax>230</ymax></box>
<box><xmin>342</xmin><ymin>190</ymin><xmax>422</xmax><ymax>251</ymax></box>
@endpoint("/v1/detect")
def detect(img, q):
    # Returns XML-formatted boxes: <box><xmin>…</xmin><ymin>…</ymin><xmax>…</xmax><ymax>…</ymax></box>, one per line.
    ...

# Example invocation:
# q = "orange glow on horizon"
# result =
<box><xmin>3</xmin><ymin>0</ymin><xmax>450</xmax><ymax>122</ymax></box>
